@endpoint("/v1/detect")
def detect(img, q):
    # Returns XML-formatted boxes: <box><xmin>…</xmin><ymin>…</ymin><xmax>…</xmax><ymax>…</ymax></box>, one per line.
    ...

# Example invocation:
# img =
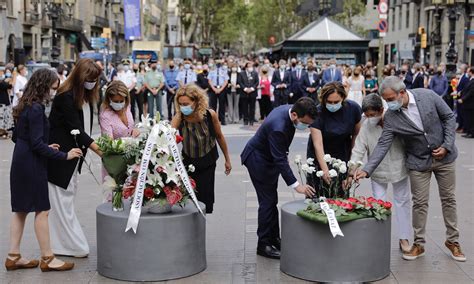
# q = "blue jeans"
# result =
<box><xmin>147</xmin><ymin>90</ymin><xmax>163</xmax><ymax>119</ymax></box>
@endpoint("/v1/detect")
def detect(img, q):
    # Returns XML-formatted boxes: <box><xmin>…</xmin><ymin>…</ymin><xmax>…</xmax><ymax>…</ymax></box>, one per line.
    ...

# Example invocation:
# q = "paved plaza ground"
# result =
<box><xmin>0</xmin><ymin>122</ymin><xmax>473</xmax><ymax>283</ymax></box>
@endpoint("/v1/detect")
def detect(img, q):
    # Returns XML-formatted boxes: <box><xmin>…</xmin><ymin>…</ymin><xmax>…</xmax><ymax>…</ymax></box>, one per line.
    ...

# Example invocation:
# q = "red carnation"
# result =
<box><xmin>164</xmin><ymin>186</ymin><xmax>183</xmax><ymax>206</ymax></box>
<box><xmin>377</xmin><ymin>200</ymin><xmax>384</xmax><ymax>205</ymax></box>
<box><xmin>144</xmin><ymin>187</ymin><xmax>155</xmax><ymax>199</ymax></box>
<box><xmin>156</xmin><ymin>166</ymin><xmax>165</xmax><ymax>173</ymax></box>
<box><xmin>175</xmin><ymin>135</ymin><xmax>184</xmax><ymax>144</ymax></box>
<box><xmin>344</xmin><ymin>203</ymin><xmax>353</xmax><ymax>210</ymax></box>
<box><xmin>384</xmin><ymin>201</ymin><xmax>392</xmax><ymax>209</ymax></box>
<box><xmin>326</xmin><ymin>199</ymin><xmax>334</xmax><ymax>204</ymax></box>
<box><xmin>335</xmin><ymin>200</ymin><xmax>342</xmax><ymax>206</ymax></box>
<box><xmin>367</xmin><ymin>197</ymin><xmax>376</xmax><ymax>203</ymax></box>
<box><xmin>347</xmin><ymin>197</ymin><xmax>358</xmax><ymax>203</ymax></box>
<box><xmin>122</xmin><ymin>185</ymin><xmax>135</xmax><ymax>199</ymax></box>
<box><xmin>189</xmin><ymin>178</ymin><xmax>197</xmax><ymax>190</ymax></box>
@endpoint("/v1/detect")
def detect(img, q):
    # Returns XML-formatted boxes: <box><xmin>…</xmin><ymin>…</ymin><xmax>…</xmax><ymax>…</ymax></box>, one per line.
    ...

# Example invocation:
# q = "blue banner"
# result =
<box><xmin>123</xmin><ymin>0</ymin><xmax>141</xmax><ymax>40</ymax></box>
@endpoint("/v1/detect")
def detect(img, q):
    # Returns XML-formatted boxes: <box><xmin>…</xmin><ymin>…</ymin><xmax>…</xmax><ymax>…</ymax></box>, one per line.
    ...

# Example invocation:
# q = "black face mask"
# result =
<box><xmin>216</xmin><ymin>63</ymin><xmax>222</xmax><ymax>68</ymax></box>
<box><xmin>133</xmin><ymin>69</ymin><xmax>138</xmax><ymax>72</ymax></box>
<box><xmin>292</xmin><ymin>63</ymin><xmax>296</xmax><ymax>67</ymax></box>
<box><xmin>169</xmin><ymin>65</ymin><xmax>174</xmax><ymax>69</ymax></box>
<box><xmin>262</xmin><ymin>71</ymin><xmax>268</xmax><ymax>74</ymax></box>
<box><xmin>437</xmin><ymin>71</ymin><xmax>442</xmax><ymax>76</ymax></box>
<box><xmin>203</xmin><ymin>70</ymin><xmax>208</xmax><ymax>75</ymax></box>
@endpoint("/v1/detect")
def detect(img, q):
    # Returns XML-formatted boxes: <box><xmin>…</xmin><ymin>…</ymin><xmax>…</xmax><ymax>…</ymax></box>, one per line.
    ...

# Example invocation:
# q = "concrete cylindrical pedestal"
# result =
<box><xmin>97</xmin><ymin>201</ymin><xmax>206</xmax><ymax>281</ymax></box>
<box><xmin>281</xmin><ymin>200</ymin><xmax>391</xmax><ymax>283</ymax></box>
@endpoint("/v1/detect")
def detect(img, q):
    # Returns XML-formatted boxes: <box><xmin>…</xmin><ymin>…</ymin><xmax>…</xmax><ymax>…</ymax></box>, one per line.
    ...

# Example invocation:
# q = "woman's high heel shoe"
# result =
<box><xmin>40</xmin><ymin>255</ymin><xmax>74</xmax><ymax>272</ymax></box>
<box><xmin>4</xmin><ymin>253</ymin><xmax>39</xmax><ymax>271</ymax></box>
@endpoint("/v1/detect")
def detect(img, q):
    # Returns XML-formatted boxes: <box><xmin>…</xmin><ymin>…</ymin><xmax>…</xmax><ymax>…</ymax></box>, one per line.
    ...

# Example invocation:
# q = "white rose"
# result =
<box><xmin>70</xmin><ymin>129</ymin><xmax>80</xmax><ymax>135</ymax></box>
<box><xmin>301</xmin><ymin>164</ymin><xmax>310</xmax><ymax>173</ymax></box>
<box><xmin>316</xmin><ymin>171</ymin><xmax>324</xmax><ymax>177</ymax></box>
<box><xmin>188</xmin><ymin>164</ymin><xmax>195</xmax><ymax>173</ymax></box>
<box><xmin>357</xmin><ymin>161</ymin><xmax>364</xmax><ymax>167</ymax></box>
<box><xmin>348</xmin><ymin>160</ymin><xmax>356</xmax><ymax>168</ymax></box>
<box><xmin>324</xmin><ymin>154</ymin><xmax>332</xmax><ymax>163</ymax></box>
<box><xmin>295</xmin><ymin>155</ymin><xmax>302</xmax><ymax>164</ymax></box>
<box><xmin>306</xmin><ymin>158</ymin><xmax>315</xmax><ymax>165</ymax></box>
<box><xmin>328</xmin><ymin>169</ymin><xmax>338</xmax><ymax>178</ymax></box>
<box><xmin>339</xmin><ymin>165</ymin><xmax>347</xmax><ymax>174</ymax></box>
<box><xmin>307</xmin><ymin>166</ymin><xmax>316</xmax><ymax>174</ymax></box>
<box><xmin>332</xmin><ymin>163</ymin><xmax>340</xmax><ymax>170</ymax></box>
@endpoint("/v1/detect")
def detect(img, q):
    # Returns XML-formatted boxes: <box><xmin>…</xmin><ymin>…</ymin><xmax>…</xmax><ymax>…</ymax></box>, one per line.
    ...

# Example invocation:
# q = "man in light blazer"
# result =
<box><xmin>356</xmin><ymin>76</ymin><xmax>466</xmax><ymax>262</ymax></box>
<box><xmin>321</xmin><ymin>59</ymin><xmax>342</xmax><ymax>86</ymax></box>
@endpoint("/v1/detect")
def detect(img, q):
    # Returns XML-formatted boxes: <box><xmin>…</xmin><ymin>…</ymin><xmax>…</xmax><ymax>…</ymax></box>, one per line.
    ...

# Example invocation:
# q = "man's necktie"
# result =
<box><xmin>184</xmin><ymin>71</ymin><xmax>188</xmax><ymax>84</ymax></box>
<box><xmin>217</xmin><ymin>68</ymin><xmax>220</xmax><ymax>86</ymax></box>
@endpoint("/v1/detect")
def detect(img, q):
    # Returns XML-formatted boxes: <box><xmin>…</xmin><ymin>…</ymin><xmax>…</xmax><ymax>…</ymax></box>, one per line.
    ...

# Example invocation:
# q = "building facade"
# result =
<box><xmin>384</xmin><ymin>0</ymin><xmax>474</xmax><ymax>67</ymax></box>
<box><xmin>0</xmin><ymin>0</ymin><xmax>162</xmax><ymax>65</ymax></box>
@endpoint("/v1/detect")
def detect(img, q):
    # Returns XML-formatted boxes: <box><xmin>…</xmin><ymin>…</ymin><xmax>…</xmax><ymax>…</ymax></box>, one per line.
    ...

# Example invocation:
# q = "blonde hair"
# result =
<box><xmin>102</xmin><ymin>80</ymin><xmax>130</xmax><ymax>110</ymax></box>
<box><xmin>174</xmin><ymin>84</ymin><xmax>208</xmax><ymax>119</ymax></box>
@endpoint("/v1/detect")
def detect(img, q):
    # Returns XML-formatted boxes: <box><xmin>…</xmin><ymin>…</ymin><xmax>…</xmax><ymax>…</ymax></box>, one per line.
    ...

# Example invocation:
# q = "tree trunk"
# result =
<box><xmin>183</xmin><ymin>0</ymin><xmax>198</xmax><ymax>44</ymax></box>
<box><xmin>160</xmin><ymin>0</ymin><xmax>168</xmax><ymax>62</ymax></box>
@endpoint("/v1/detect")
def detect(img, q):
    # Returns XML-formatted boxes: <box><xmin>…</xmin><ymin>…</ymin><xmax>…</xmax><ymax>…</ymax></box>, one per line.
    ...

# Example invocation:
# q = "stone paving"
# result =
<box><xmin>0</xmin><ymin>122</ymin><xmax>473</xmax><ymax>283</ymax></box>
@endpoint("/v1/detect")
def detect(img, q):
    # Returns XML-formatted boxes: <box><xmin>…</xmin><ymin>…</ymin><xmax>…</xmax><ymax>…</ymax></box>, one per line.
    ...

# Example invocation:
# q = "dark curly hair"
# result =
<box><xmin>13</xmin><ymin>68</ymin><xmax>59</xmax><ymax>121</ymax></box>
<box><xmin>318</xmin><ymin>81</ymin><xmax>347</xmax><ymax>107</ymax></box>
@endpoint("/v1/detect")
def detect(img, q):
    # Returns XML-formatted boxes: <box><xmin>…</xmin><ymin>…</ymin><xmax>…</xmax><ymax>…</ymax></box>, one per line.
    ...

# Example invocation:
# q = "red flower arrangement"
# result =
<box><xmin>298</xmin><ymin>196</ymin><xmax>393</xmax><ymax>223</ymax></box>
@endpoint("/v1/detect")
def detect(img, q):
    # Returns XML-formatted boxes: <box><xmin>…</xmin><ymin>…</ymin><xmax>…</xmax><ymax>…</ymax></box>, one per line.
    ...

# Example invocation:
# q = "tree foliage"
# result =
<box><xmin>178</xmin><ymin>0</ymin><xmax>366</xmax><ymax>53</ymax></box>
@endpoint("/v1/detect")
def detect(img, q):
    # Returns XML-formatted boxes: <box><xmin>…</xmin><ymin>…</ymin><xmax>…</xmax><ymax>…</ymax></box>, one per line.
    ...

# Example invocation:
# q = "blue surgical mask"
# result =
<box><xmin>110</xmin><ymin>100</ymin><xmax>125</xmax><ymax>111</ymax></box>
<box><xmin>326</xmin><ymin>102</ymin><xmax>342</xmax><ymax>112</ymax></box>
<box><xmin>184</xmin><ymin>64</ymin><xmax>191</xmax><ymax>70</ymax></box>
<box><xmin>180</xmin><ymin>105</ymin><xmax>193</xmax><ymax>116</ymax></box>
<box><xmin>294</xmin><ymin>121</ymin><xmax>309</xmax><ymax>130</ymax></box>
<box><xmin>387</xmin><ymin>96</ymin><xmax>403</xmax><ymax>111</ymax></box>
<box><xmin>5</xmin><ymin>72</ymin><xmax>11</xmax><ymax>78</ymax></box>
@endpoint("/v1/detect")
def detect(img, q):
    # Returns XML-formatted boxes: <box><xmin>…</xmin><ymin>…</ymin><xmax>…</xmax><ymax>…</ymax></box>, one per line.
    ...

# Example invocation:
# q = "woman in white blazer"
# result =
<box><xmin>351</xmin><ymin>94</ymin><xmax>412</xmax><ymax>254</ymax></box>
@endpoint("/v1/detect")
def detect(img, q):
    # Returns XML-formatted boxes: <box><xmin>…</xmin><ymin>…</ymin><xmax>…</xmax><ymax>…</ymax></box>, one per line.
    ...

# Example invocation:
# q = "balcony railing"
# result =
<box><xmin>24</xmin><ymin>11</ymin><xmax>40</xmax><ymax>26</ymax></box>
<box><xmin>56</xmin><ymin>17</ymin><xmax>84</xmax><ymax>32</ymax></box>
<box><xmin>42</xmin><ymin>17</ymin><xmax>52</xmax><ymax>29</ymax></box>
<box><xmin>94</xmin><ymin>15</ymin><xmax>109</xmax><ymax>28</ymax></box>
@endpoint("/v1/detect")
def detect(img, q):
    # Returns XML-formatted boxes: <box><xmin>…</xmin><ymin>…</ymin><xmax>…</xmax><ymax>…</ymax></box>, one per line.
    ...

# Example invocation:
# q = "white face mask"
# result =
<box><xmin>50</xmin><ymin>89</ymin><xmax>57</xmax><ymax>98</ymax></box>
<box><xmin>110</xmin><ymin>100</ymin><xmax>125</xmax><ymax>111</ymax></box>
<box><xmin>84</xmin><ymin>81</ymin><xmax>96</xmax><ymax>90</ymax></box>
<box><xmin>367</xmin><ymin>116</ymin><xmax>382</xmax><ymax>127</ymax></box>
<box><xmin>63</xmin><ymin>70</ymin><xmax>68</xmax><ymax>76</ymax></box>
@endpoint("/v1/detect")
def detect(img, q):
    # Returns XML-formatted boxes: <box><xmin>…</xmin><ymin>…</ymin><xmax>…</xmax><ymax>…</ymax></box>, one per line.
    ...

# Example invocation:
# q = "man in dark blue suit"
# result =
<box><xmin>271</xmin><ymin>59</ymin><xmax>292</xmax><ymax>107</ymax></box>
<box><xmin>241</xmin><ymin>97</ymin><xmax>317</xmax><ymax>259</ymax></box>
<box><xmin>456</xmin><ymin>64</ymin><xmax>470</xmax><ymax>132</ymax></box>
<box><xmin>289</xmin><ymin>62</ymin><xmax>306</xmax><ymax>104</ymax></box>
<box><xmin>302</xmin><ymin>63</ymin><xmax>321</xmax><ymax>102</ymax></box>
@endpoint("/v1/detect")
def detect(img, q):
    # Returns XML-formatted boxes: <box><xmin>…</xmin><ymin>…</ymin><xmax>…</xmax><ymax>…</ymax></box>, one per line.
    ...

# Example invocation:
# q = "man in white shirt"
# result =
<box><xmin>117</xmin><ymin>59</ymin><xmax>137</xmax><ymax>118</ymax></box>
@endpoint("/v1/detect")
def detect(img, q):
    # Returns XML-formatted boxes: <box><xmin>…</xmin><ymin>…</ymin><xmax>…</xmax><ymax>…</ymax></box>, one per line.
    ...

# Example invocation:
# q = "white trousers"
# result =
<box><xmin>48</xmin><ymin>168</ymin><xmax>89</xmax><ymax>256</ymax></box>
<box><xmin>371</xmin><ymin>177</ymin><xmax>413</xmax><ymax>240</ymax></box>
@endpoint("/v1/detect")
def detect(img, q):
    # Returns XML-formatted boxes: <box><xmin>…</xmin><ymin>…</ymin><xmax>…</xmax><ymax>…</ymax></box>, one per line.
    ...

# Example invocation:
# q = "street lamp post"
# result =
<box><xmin>37</xmin><ymin>0</ymin><xmax>75</xmax><ymax>65</ymax></box>
<box><xmin>445</xmin><ymin>0</ymin><xmax>461</xmax><ymax>80</ymax></box>
<box><xmin>111</xmin><ymin>0</ymin><xmax>122</xmax><ymax>64</ymax></box>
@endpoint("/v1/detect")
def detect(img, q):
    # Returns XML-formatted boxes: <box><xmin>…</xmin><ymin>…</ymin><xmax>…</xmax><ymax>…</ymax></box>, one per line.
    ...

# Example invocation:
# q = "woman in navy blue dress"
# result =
<box><xmin>6</xmin><ymin>69</ymin><xmax>81</xmax><ymax>272</ymax></box>
<box><xmin>306</xmin><ymin>82</ymin><xmax>362</xmax><ymax>194</ymax></box>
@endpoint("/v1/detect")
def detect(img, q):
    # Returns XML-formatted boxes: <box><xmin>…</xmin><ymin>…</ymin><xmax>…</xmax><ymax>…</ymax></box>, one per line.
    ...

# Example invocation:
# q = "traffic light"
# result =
<box><xmin>421</xmin><ymin>33</ymin><xmax>427</xmax><ymax>49</ymax></box>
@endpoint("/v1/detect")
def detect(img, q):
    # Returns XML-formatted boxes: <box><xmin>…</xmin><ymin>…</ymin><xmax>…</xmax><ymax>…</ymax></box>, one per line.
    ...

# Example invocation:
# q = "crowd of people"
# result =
<box><xmin>1</xmin><ymin>54</ymin><xmax>471</xmax><ymax>272</ymax></box>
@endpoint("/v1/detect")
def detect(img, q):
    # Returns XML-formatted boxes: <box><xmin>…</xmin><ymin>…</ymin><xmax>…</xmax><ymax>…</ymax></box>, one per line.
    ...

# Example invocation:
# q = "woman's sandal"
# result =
<box><xmin>4</xmin><ymin>253</ymin><xmax>39</xmax><ymax>271</ymax></box>
<box><xmin>40</xmin><ymin>255</ymin><xmax>74</xmax><ymax>272</ymax></box>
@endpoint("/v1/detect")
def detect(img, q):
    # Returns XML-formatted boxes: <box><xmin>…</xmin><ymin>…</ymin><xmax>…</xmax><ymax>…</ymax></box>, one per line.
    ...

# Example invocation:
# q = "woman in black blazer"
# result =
<box><xmin>47</xmin><ymin>58</ymin><xmax>103</xmax><ymax>257</ymax></box>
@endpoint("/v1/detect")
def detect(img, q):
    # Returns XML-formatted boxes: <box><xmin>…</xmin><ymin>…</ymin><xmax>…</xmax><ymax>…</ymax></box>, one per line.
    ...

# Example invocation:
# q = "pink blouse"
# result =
<box><xmin>99</xmin><ymin>106</ymin><xmax>135</xmax><ymax>139</ymax></box>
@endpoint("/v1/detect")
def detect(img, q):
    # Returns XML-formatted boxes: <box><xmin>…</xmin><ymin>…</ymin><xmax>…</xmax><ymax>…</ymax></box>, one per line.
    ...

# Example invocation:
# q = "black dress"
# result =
<box><xmin>306</xmin><ymin>100</ymin><xmax>362</xmax><ymax>194</ymax></box>
<box><xmin>10</xmin><ymin>103</ymin><xmax>67</xmax><ymax>212</ymax></box>
<box><xmin>307</xmin><ymin>100</ymin><xmax>362</xmax><ymax>162</ymax></box>
<box><xmin>179</xmin><ymin>110</ymin><xmax>219</xmax><ymax>214</ymax></box>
